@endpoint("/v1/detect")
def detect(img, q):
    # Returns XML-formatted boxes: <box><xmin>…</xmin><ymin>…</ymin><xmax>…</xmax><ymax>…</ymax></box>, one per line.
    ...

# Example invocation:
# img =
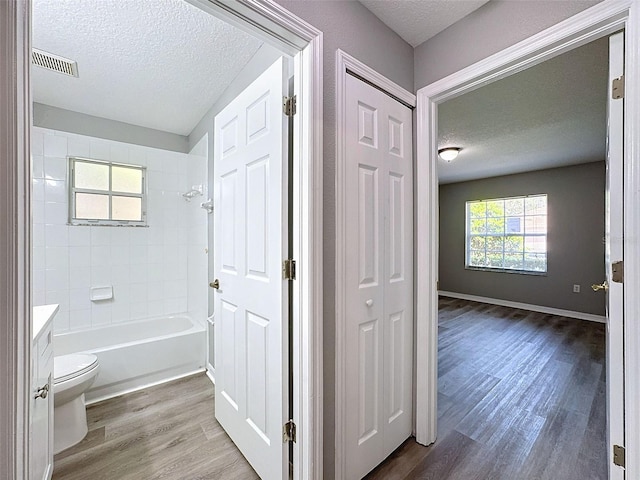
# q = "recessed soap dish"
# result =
<box><xmin>90</xmin><ymin>286</ymin><xmax>113</xmax><ymax>301</ymax></box>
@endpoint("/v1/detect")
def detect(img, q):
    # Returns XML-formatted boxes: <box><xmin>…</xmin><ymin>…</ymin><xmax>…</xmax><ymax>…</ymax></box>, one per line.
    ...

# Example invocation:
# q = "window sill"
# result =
<box><xmin>465</xmin><ymin>266</ymin><xmax>547</xmax><ymax>276</ymax></box>
<box><xmin>68</xmin><ymin>222</ymin><xmax>149</xmax><ymax>228</ymax></box>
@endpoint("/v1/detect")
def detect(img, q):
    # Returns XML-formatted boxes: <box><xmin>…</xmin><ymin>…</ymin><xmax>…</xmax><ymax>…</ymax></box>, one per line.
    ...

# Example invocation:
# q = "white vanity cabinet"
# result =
<box><xmin>31</xmin><ymin>305</ymin><xmax>57</xmax><ymax>480</ymax></box>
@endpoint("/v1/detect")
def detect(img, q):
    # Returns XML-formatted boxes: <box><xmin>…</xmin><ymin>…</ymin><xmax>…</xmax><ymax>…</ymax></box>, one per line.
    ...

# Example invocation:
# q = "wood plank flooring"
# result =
<box><xmin>52</xmin><ymin>374</ymin><xmax>259</xmax><ymax>480</ymax></box>
<box><xmin>366</xmin><ymin>297</ymin><xmax>607</xmax><ymax>480</ymax></box>
<box><xmin>53</xmin><ymin>298</ymin><xmax>606</xmax><ymax>479</ymax></box>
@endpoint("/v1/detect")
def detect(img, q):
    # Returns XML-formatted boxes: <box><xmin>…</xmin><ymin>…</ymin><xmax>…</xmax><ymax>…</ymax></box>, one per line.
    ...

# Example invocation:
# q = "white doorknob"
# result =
<box><xmin>365</xmin><ymin>299</ymin><xmax>373</xmax><ymax>307</ymax></box>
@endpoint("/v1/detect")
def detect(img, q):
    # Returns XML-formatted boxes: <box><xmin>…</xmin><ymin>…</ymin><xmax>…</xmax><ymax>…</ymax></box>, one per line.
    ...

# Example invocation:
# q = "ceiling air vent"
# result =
<box><xmin>32</xmin><ymin>48</ymin><xmax>78</xmax><ymax>77</ymax></box>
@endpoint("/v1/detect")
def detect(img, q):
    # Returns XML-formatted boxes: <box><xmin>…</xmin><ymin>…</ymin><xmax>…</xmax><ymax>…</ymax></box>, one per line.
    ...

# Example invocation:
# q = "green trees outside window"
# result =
<box><xmin>466</xmin><ymin>194</ymin><xmax>547</xmax><ymax>273</ymax></box>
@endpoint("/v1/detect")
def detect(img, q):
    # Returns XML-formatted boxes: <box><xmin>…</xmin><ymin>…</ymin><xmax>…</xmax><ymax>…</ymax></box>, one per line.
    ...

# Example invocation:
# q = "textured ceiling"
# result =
<box><xmin>438</xmin><ymin>36</ymin><xmax>609</xmax><ymax>184</ymax></box>
<box><xmin>359</xmin><ymin>0</ymin><xmax>490</xmax><ymax>47</ymax></box>
<box><xmin>32</xmin><ymin>0</ymin><xmax>263</xmax><ymax>136</ymax></box>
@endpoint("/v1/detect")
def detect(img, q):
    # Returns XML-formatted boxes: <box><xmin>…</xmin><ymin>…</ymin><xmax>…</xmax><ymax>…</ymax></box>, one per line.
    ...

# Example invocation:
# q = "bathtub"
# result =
<box><xmin>54</xmin><ymin>315</ymin><xmax>206</xmax><ymax>403</ymax></box>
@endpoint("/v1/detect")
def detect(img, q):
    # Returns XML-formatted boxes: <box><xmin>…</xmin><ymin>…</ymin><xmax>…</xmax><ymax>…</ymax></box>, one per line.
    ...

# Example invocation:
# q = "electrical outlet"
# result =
<box><xmin>573</xmin><ymin>284</ymin><xmax>581</xmax><ymax>293</ymax></box>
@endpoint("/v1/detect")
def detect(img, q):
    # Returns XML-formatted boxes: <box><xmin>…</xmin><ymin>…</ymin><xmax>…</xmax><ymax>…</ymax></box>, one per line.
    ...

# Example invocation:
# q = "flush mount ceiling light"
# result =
<box><xmin>438</xmin><ymin>147</ymin><xmax>462</xmax><ymax>162</ymax></box>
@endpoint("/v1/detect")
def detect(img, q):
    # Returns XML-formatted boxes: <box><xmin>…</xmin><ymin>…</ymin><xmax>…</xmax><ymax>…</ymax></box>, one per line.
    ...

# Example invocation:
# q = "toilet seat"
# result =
<box><xmin>54</xmin><ymin>353</ymin><xmax>99</xmax><ymax>384</ymax></box>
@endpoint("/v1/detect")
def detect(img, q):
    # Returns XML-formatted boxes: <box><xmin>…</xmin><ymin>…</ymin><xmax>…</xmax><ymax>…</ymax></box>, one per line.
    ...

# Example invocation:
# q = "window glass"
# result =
<box><xmin>466</xmin><ymin>194</ymin><xmax>547</xmax><ymax>273</ymax></box>
<box><xmin>504</xmin><ymin>197</ymin><xmax>524</xmax><ymax>216</ymax></box>
<box><xmin>69</xmin><ymin>158</ymin><xmax>146</xmax><ymax>226</ymax></box>
<box><xmin>112</xmin><ymin>166</ymin><xmax>143</xmax><ymax>194</ymax></box>
<box><xmin>75</xmin><ymin>162</ymin><xmax>109</xmax><ymax>190</ymax></box>
<box><xmin>75</xmin><ymin>193</ymin><xmax>109</xmax><ymax>219</ymax></box>
<box><xmin>112</xmin><ymin>196</ymin><xmax>142</xmax><ymax>221</ymax></box>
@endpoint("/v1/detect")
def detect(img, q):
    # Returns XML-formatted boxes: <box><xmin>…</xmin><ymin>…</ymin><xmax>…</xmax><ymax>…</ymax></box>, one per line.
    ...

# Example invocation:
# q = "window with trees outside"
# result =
<box><xmin>466</xmin><ymin>194</ymin><xmax>547</xmax><ymax>273</ymax></box>
<box><xmin>69</xmin><ymin>157</ymin><xmax>147</xmax><ymax>226</ymax></box>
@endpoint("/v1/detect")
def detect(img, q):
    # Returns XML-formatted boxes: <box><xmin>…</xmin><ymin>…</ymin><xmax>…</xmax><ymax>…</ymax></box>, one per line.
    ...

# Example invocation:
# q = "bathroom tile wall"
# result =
<box><xmin>32</xmin><ymin>127</ymin><xmax>208</xmax><ymax>333</ymax></box>
<box><xmin>186</xmin><ymin>135</ymin><xmax>209</xmax><ymax>326</ymax></box>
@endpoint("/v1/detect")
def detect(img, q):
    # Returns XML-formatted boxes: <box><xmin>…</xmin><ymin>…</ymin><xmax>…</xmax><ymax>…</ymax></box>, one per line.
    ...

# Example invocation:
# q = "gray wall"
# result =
<box><xmin>262</xmin><ymin>0</ymin><xmax>604</xmax><ymax>473</ymax></box>
<box><xmin>33</xmin><ymin>102</ymin><xmax>189</xmax><ymax>153</ymax></box>
<box><xmin>439</xmin><ymin>162</ymin><xmax>606</xmax><ymax>316</ymax></box>
<box><xmin>414</xmin><ymin>0</ymin><xmax>601</xmax><ymax>89</ymax></box>
<box><xmin>273</xmin><ymin>0</ymin><xmax>415</xmax><ymax>474</ymax></box>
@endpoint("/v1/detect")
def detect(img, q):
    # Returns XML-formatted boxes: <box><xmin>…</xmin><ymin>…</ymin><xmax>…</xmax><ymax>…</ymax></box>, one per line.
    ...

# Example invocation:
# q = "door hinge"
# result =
<box><xmin>283</xmin><ymin>95</ymin><xmax>297</xmax><ymax>117</ymax></box>
<box><xmin>614</xmin><ymin>444</ymin><xmax>626</xmax><ymax>468</ymax></box>
<box><xmin>283</xmin><ymin>420</ymin><xmax>296</xmax><ymax>443</ymax></box>
<box><xmin>612</xmin><ymin>260</ymin><xmax>624</xmax><ymax>283</ymax></box>
<box><xmin>612</xmin><ymin>75</ymin><xmax>625</xmax><ymax>99</ymax></box>
<box><xmin>283</xmin><ymin>259</ymin><xmax>296</xmax><ymax>280</ymax></box>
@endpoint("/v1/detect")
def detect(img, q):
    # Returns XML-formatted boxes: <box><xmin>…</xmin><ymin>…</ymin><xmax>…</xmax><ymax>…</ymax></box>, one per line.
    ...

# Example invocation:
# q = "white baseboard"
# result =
<box><xmin>438</xmin><ymin>291</ymin><xmax>607</xmax><ymax>323</ymax></box>
<box><xmin>205</xmin><ymin>369</ymin><xmax>215</xmax><ymax>385</ymax></box>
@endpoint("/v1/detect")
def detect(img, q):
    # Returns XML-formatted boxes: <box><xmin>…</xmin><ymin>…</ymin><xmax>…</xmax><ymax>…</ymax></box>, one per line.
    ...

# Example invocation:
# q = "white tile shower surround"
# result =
<box><xmin>32</xmin><ymin>127</ymin><xmax>208</xmax><ymax>333</ymax></box>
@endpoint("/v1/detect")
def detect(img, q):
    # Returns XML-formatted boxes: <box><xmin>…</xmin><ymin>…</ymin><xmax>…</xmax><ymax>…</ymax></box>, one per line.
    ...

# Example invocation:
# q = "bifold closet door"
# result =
<box><xmin>344</xmin><ymin>73</ymin><xmax>413</xmax><ymax>479</ymax></box>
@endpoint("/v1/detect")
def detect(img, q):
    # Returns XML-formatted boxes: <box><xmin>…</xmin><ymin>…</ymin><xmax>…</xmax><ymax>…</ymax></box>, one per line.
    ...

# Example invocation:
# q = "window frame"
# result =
<box><xmin>68</xmin><ymin>156</ymin><xmax>148</xmax><ymax>227</ymax></box>
<box><xmin>464</xmin><ymin>194</ymin><xmax>548</xmax><ymax>275</ymax></box>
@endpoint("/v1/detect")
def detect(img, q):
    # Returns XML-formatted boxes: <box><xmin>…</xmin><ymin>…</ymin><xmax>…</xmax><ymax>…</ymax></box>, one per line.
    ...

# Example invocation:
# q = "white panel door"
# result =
<box><xmin>606</xmin><ymin>31</ymin><xmax>624</xmax><ymax>480</ymax></box>
<box><xmin>213</xmin><ymin>57</ymin><xmax>288</xmax><ymax>480</ymax></box>
<box><xmin>345</xmin><ymin>74</ymin><xmax>413</xmax><ymax>479</ymax></box>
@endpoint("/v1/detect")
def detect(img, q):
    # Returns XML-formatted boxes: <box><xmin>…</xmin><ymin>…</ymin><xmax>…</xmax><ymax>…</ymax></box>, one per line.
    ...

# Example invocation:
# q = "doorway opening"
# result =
<box><xmin>416</xmin><ymin>2</ymin><xmax>640</xmax><ymax>480</ymax></box>
<box><xmin>31</xmin><ymin>1</ymin><xmax>293</xmax><ymax>477</ymax></box>
<box><xmin>3</xmin><ymin>1</ymin><xmax>323</xmax><ymax>479</ymax></box>
<box><xmin>368</xmin><ymin>33</ymin><xmax>613</xmax><ymax>480</ymax></box>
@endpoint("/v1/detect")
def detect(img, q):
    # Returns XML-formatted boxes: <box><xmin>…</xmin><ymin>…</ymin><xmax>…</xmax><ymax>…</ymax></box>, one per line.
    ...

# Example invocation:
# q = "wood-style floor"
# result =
<box><xmin>53</xmin><ymin>298</ymin><xmax>606</xmax><ymax>480</ymax></box>
<box><xmin>366</xmin><ymin>297</ymin><xmax>607</xmax><ymax>480</ymax></box>
<box><xmin>52</xmin><ymin>374</ymin><xmax>259</xmax><ymax>480</ymax></box>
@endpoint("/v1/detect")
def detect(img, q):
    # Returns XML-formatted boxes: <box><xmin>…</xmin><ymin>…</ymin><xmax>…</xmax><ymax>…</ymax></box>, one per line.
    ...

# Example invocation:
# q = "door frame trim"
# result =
<box><xmin>2</xmin><ymin>1</ymin><xmax>324</xmax><ymax>479</ymax></box>
<box><xmin>0</xmin><ymin>2</ymin><xmax>31</xmax><ymax>479</ymax></box>
<box><xmin>415</xmin><ymin>1</ymin><xmax>640</xmax><ymax>477</ymax></box>
<box><xmin>334</xmin><ymin>49</ymin><xmax>416</xmax><ymax>480</ymax></box>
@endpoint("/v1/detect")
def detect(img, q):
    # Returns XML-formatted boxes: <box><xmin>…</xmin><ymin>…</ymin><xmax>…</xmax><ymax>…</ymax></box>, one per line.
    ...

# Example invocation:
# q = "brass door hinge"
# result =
<box><xmin>283</xmin><ymin>95</ymin><xmax>297</xmax><ymax>117</ymax></box>
<box><xmin>614</xmin><ymin>444</ymin><xmax>625</xmax><ymax>468</ymax></box>
<box><xmin>612</xmin><ymin>75</ymin><xmax>625</xmax><ymax>99</ymax></box>
<box><xmin>612</xmin><ymin>261</ymin><xmax>624</xmax><ymax>283</ymax></box>
<box><xmin>283</xmin><ymin>259</ymin><xmax>296</xmax><ymax>280</ymax></box>
<box><xmin>283</xmin><ymin>420</ymin><xmax>296</xmax><ymax>443</ymax></box>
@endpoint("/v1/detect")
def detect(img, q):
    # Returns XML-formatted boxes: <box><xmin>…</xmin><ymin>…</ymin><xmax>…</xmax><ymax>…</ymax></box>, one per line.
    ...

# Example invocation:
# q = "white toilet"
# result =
<box><xmin>53</xmin><ymin>353</ymin><xmax>100</xmax><ymax>454</ymax></box>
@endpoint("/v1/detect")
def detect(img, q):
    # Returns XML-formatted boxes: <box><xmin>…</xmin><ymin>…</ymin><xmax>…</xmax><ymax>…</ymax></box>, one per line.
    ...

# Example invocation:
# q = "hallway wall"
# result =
<box><xmin>271</xmin><ymin>0</ymin><xmax>606</xmax><ymax>474</ymax></box>
<box><xmin>274</xmin><ymin>0</ymin><xmax>415</xmax><ymax>474</ymax></box>
<box><xmin>414</xmin><ymin>0</ymin><xmax>601</xmax><ymax>89</ymax></box>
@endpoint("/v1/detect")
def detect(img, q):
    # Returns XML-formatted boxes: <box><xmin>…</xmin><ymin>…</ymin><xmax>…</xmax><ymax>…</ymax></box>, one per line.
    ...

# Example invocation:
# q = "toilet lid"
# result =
<box><xmin>54</xmin><ymin>353</ymin><xmax>98</xmax><ymax>383</ymax></box>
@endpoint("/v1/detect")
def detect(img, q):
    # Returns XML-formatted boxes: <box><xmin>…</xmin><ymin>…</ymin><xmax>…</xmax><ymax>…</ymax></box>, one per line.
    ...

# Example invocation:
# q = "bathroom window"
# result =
<box><xmin>68</xmin><ymin>157</ymin><xmax>147</xmax><ymax>226</ymax></box>
<box><xmin>465</xmin><ymin>194</ymin><xmax>547</xmax><ymax>274</ymax></box>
